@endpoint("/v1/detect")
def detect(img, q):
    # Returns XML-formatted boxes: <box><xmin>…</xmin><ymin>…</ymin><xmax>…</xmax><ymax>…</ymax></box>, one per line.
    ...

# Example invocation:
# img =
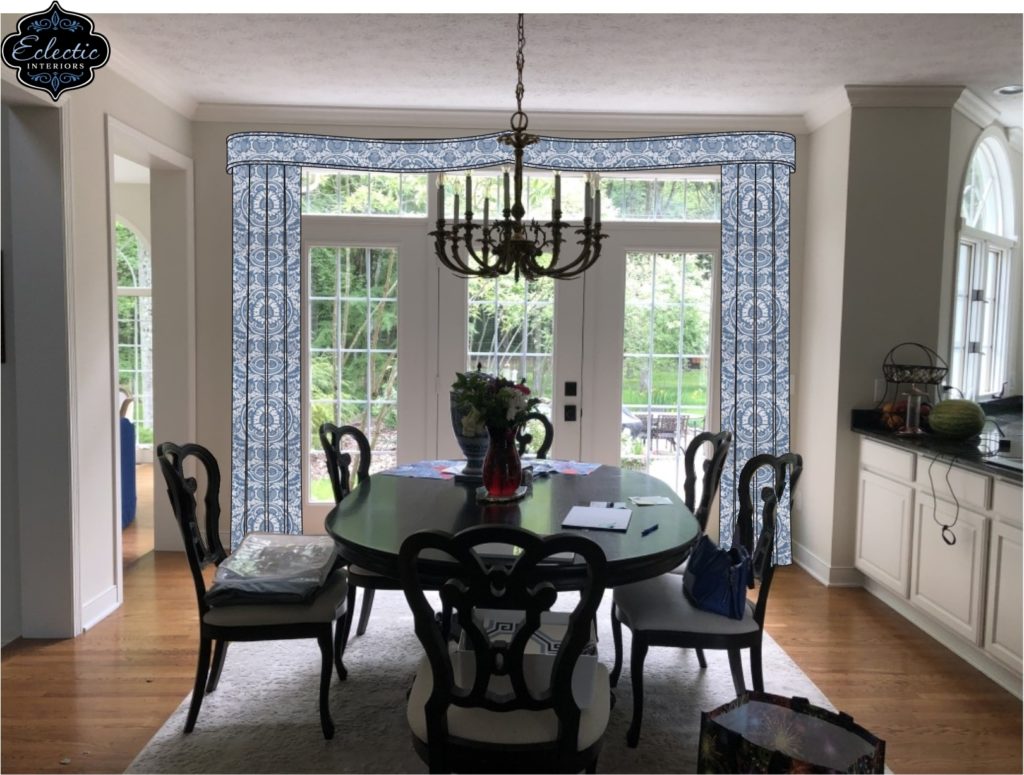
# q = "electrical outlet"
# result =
<box><xmin>873</xmin><ymin>378</ymin><xmax>885</xmax><ymax>403</ymax></box>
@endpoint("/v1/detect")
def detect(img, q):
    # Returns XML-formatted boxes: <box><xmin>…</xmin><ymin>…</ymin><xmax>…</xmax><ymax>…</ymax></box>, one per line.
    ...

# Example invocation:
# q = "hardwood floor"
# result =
<box><xmin>2</xmin><ymin>558</ymin><xmax>1021</xmax><ymax>773</ymax></box>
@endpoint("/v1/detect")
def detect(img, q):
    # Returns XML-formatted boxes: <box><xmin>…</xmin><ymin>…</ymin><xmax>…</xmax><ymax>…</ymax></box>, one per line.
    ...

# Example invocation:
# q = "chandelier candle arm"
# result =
<box><xmin>427</xmin><ymin>12</ymin><xmax>606</xmax><ymax>282</ymax></box>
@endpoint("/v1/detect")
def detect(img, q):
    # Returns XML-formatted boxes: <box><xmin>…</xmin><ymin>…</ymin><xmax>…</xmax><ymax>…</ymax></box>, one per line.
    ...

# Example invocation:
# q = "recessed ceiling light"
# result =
<box><xmin>994</xmin><ymin>84</ymin><xmax>1023</xmax><ymax>96</ymax></box>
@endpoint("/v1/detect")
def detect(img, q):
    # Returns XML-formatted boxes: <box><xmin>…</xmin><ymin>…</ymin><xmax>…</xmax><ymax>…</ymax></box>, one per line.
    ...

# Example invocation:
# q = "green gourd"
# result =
<box><xmin>928</xmin><ymin>399</ymin><xmax>985</xmax><ymax>439</ymax></box>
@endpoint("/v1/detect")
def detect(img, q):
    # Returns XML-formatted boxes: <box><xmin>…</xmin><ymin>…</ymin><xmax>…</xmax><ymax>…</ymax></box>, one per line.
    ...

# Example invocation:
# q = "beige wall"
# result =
<box><xmin>833</xmin><ymin>105</ymin><xmax>958</xmax><ymax>572</ymax></box>
<box><xmin>113</xmin><ymin>182</ymin><xmax>152</xmax><ymax>245</ymax></box>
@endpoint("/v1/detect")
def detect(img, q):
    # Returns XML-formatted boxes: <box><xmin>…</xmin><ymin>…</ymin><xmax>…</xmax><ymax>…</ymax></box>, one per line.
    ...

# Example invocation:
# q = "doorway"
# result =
<box><xmin>106</xmin><ymin>117</ymin><xmax>195</xmax><ymax>593</ymax></box>
<box><xmin>112</xmin><ymin>156</ymin><xmax>154</xmax><ymax>565</ymax></box>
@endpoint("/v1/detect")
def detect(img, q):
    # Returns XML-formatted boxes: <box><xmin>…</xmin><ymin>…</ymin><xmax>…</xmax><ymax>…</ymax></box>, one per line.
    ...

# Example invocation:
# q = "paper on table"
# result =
<box><xmin>562</xmin><ymin>505</ymin><xmax>632</xmax><ymax>532</ymax></box>
<box><xmin>629</xmin><ymin>495</ymin><xmax>673</xmax><ymax>506</ymax></box>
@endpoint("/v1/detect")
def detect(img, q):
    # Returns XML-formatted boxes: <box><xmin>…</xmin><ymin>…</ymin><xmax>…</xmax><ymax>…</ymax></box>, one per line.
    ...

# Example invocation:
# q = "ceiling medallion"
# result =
<box><xmin>430</xmin><ymin>14</ymin><xmax>605</xmax><ymax>281</ymax></box>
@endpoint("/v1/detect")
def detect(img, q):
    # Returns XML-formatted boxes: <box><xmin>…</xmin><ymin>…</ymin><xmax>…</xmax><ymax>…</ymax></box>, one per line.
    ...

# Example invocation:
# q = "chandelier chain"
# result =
<box><xmin>512</xmin><ymin>13</ymin><xmax>527</xmax><ymax>131</ymax></box>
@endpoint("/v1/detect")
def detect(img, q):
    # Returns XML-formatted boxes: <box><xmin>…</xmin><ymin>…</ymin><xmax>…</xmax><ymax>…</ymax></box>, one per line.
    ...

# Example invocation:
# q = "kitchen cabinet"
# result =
<box><xmin>856</xmin><ymin>436</ymin><xmax>1022</xmax><ymax>696</ymax></box>
<box><xmin>855</xmin><ymin>470</ymin><xmax>915</xmax><ymax>597</ymax></box>
<box><xmin>911</xmin><ymin>497</ymin><xmax>988</xmax><ymax>643</ymax></box>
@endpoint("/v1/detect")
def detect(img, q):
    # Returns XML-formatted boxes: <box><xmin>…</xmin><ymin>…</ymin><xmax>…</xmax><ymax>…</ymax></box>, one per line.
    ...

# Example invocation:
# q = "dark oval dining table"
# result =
<box><xmin>324</xmin><ymin>464</ymin><xmax>700</xmax><ymax>590</ymax></box>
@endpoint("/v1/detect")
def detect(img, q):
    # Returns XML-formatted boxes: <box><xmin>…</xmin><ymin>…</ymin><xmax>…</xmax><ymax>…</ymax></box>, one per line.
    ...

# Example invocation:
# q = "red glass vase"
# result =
<box><xmin>482</xmin><ymin>426</ymin><xmax>522</xmax><ymax>497</ymax></box>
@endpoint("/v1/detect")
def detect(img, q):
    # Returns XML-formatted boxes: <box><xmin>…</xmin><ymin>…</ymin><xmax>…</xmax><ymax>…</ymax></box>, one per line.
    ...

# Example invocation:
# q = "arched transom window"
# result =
<box><xmin>950</xmin><ymin>135</ymin><xmax>1018</xmax><ymax>400</ymax></box>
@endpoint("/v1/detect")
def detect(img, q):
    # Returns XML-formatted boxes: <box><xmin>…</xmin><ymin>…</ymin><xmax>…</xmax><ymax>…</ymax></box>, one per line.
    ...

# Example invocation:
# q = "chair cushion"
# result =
<box><xmin>203</xmin><ymin>569</ymin><xmax>348</xmax><ymax>627</ymax></box>
<box><xmin>406</xmin><ymin>654</ymin><xmax>610</xmax><ymax>751</ymax></box>
<box><xmin>206</xmin><ymin>533</ymin><xmax>338</xmax><ymax>606</ymax></box>
<box><xmin>613</xmin><ymin>573</ymin><xmax>758</xmax><ymax>635</ymax></box>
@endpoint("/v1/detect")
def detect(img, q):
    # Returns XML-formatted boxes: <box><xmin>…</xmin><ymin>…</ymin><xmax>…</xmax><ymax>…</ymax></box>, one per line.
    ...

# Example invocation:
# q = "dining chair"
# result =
<box><xmin>319</xmin><ymin>422</ymin><xmax>384</xmax><ymax>641</ymax></box>
<box><xmin>608</xmin><ymin>451</ymin><xmax>803</xmax><ymax>748</ymax></box>
<box><xmin>515</xmin><ymin>411</ymin><xmax>554</xmax><ymax>459</ymax></box>
<box><xmin>399</xmin><ymin>524</ymin><xmax>611</xmax><ymax>774</ymax></box>
<box><xmin>157</xmin><ymin>441</ymin><xmax>349</xmax><ymax>739</ymax></box>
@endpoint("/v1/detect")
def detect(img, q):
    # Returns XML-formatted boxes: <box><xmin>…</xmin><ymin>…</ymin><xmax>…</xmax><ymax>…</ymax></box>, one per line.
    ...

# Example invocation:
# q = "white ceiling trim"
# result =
<box><xmin>193</xmin><ymin>102</ymin><xmax>809</xmax><ymax>135</ymax></box>
<box><xmin>107</xmin><ymin>46</ymin><xmax>197</xmax><ymax>119</ymax></box>
<box><xmin>845</xmin><ymin>85</ymin><xmax>965</xmax><ymax>109</ymax></box>
<box><xmin>955</xmin><ymin>89</ymin><xmax>1001</xmax><ymax>129</ymax></box>
<box><xmin>803</xmin><ymin>87</ymin><xmax>853</xmax><ymax>133</ymax></box>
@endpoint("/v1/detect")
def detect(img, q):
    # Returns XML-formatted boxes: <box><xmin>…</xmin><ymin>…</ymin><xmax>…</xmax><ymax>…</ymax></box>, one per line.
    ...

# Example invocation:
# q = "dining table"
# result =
<box><xmin>324</xmin><ymin>462</ymin><xmax>700</xmax><ymax>590</ymax></box>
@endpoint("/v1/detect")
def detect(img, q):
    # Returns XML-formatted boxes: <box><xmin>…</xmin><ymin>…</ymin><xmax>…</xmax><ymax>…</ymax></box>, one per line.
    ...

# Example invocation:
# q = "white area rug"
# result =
<box><xmin>127</xmin><ymin>590</ymin><xmax>832</xmax><ymax>774</ymax></box>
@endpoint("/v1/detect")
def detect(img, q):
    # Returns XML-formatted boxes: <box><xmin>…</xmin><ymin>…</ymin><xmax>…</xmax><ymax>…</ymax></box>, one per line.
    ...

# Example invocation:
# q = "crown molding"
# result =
<box><xmin>193</xmin><ymin>102</ymin><xmax>809</xmax><ymax>135</ymax></box>
<box><xmin>1</xmin><ymin>68</ymin><xmax>57</xmax><ymax>107</ymax></box>
<box><xmin>954</xmin><ymin>88</ymin><xmax>1001</xmax><ymax>129</ymax></box>
<box><xmin>107</xmin><ymin>46</ymin><xmax>197</xmax><ymax>119</ymax></box>
<box><xmin>1007</xmin><ymin>127</ymin><xmax>1022</xmax><ymax>153</ymax></box>
<box><xmin>804</xmin><ymin>87</ymin><xmax>852</xmax><ymax>133</ymax></box>
<box><xmin>845</xmin><ymin>84</ymin><xmax>965</xmax><ymax>109</ymax></box>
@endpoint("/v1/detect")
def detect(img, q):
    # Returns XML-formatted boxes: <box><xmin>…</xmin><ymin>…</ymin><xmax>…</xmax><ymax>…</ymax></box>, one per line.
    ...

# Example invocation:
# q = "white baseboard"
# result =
<box><xmin>792</xmin><ymin>541</ymin><xmax>864</xmax><ymax>587</ymax></box>
<box><xmin>81</xmin><ymin>585</ymin><xmax>120</xmax><ymax>631</ymax></box>
<box><xmin>863</xmin><ymin>577</ymin><xmax>1023</xmax><ymax>699</ymax></box>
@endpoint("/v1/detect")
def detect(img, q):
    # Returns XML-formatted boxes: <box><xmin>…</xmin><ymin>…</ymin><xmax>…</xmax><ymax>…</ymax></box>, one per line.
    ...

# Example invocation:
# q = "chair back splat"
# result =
<box><xmin>682</xmin><ymin>430</ymin><xmax>732</xmax><ymax>531</ymax></box>
<box><xmin>515</xmin><ymin>411</ymin><xmax>554</xmax><ymax>459</ymax></box>
<box><xmin>319</xmin><ymin>423</ymin><xmax>372</xmax><ymax>503</ymax></box>
<box><xmin>157</xmin><ymin>441</ymin><xmax>228</xmax><ymax>614</ymax></box>
<box><xmin>734</xmin><ymin>452</ymin><xmax>803</xmax><ymax>554</ymax></box>
<box><xmin>400</xmin><ymin>525</ymin><xmax>608</xmax><ymax>773</ymax></box>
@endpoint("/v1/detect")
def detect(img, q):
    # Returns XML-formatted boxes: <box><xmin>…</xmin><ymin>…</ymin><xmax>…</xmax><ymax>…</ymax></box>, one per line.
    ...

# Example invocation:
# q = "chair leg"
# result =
<box><xmin>341</xmin><ymin>583</ymin><xmax>357</xmax><ymax>645</ymax></box>
<box><xmin>750</xmin><ymin>640</ymin><xmax>764</xmax><ymax>692</ymax></box>
<box><xmin>184</xmin><ymin>637</ymin><xmax>212</xmax><ymax>733</ymax></box>
<box><xmin>333</xmin><ymin>618</ymin><xmax>348</xmax><ymax>681</ymax></box>
<box><xmin>727</xmin><ymin>648</ymin><xmax>746</xmax><ymax>695</ymax></box>
<box><xmin>626</xmin><ymin>636</ymin><xmax>649</xmax><ymax>748</ymax></box>
<box><xmin>355</xmin><ymin>587</ymin><xmax>375</xmax><ymax>637</ymax></box>
<box><xmin>316</xmin><ymin>629</ymin><xmax>335</xmax><ymax>740</ymax></box>
<box><xmin>695</xmin><ymin>647</ymin><xmax>707</xmax><ymax>669</ymax></box>
<box><xmin>585</xmin><ymin>757</ymin><xmax>598</xmax><ymax>774</ymax></box>
<box><xmin>609</xmin><ymin>602</ymin><xmax>623</xmax><ymax>688</ymax></box>
<box><xmin>205</xmin><ymin>639</ymin><xmax>229</xmax><ymax>693</ymax></box>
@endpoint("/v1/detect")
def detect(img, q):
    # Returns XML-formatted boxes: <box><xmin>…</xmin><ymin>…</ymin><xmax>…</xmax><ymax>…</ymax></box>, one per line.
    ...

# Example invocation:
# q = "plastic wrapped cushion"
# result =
<box><xmin>206</xmin><ymin>533</ymin><xmax>338</xmax><ymax>606</ymax></box>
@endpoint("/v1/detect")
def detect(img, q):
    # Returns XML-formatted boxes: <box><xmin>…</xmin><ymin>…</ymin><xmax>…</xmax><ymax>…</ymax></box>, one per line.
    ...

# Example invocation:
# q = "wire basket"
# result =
<box><xmin>882</xmin><ymin>342</ymin><xmax>948</xmax><ymax>385</ymax></box>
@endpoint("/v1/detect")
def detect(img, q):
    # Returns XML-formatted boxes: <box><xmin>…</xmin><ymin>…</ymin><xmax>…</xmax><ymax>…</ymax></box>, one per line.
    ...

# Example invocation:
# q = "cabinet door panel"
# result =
<box><xmin>856</xmin><ymin>470</ymin><xmax>914</xmax><ymax>596</ymax></box>
<box><xmin>985</xmin><ymin>521</ymin><xmax>1023</xmax><ymax>673</ymax></box>
<box><xmin>911</xmin><ymin>498</ymin><xmax>988</xmax><ymax>644</ymax></box>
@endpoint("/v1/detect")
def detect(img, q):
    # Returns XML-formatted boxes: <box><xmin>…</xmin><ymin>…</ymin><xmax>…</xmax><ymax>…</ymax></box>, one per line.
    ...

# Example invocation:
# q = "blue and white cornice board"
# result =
<box><xmin>227</xmin><ymin>131</ymin><xmax>795</xmax><ymax>561</ymax></box>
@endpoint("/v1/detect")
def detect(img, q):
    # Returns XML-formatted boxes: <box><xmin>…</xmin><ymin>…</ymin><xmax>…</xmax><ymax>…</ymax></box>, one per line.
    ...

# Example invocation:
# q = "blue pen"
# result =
<box><xmin>641</xmin><ymin>524</ymin><xmax>659</xmax><ymax>537</ymax></box>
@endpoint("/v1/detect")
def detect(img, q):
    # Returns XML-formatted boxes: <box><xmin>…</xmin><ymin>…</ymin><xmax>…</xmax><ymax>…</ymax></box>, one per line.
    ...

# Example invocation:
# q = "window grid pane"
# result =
<box><xmin>308</xmin><ymin>245</ymin><xmax>399</xmax><ymax>503</ymax></box>
<box><xmin>621</xmin><ymin>251</ymin><xmax>714</xmax><ymax>495</ymax></box>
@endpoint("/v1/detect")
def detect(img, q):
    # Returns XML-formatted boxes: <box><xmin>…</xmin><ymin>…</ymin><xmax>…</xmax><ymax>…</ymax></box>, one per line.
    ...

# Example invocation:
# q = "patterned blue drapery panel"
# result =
<box><xmin>231</xmin><ymin>164</ymin><xmax>303</xmax><ymax>549</ymax></box>
<box><xmin>226</xmin><ymin>131</ymin><xmax>796</xmax><ymax>173</ymax></box>
<box><xmin>719</xmin><ymin>163</ymin><xmax>792</xmax><ymax>563</ymax></box>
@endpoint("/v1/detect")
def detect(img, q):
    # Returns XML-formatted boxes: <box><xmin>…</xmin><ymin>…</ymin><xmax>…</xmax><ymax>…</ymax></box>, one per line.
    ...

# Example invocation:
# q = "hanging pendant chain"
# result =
<box><xmin>510</xmin><ymin>13</ymin><xmax>527</xmax><ymax>132</ymax></box>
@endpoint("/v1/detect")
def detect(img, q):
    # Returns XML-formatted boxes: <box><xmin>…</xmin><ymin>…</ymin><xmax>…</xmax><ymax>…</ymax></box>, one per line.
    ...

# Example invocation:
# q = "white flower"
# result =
<box><xmin>503</xmin><ymin>387</ymin><xmax>528</xmax><ymax>421</ymax></box>
<box><xmin>461</xmin><ymin>407</ymin><xmax>485</xmax><ymax>436</ymax></box>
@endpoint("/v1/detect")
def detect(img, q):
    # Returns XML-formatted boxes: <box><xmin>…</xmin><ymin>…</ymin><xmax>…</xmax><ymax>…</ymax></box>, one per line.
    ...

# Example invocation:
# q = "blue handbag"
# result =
<box><xmin>683</xmin><ymin>535</ymin><xmax>753</xmax><ymax>620</ymax></box>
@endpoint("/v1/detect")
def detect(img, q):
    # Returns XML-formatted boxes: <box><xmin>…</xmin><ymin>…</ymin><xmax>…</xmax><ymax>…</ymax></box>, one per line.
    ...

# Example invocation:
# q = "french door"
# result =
<box><xmin>301</xmin><ymin>216</ymin><xmax>431</xmax><ymax>524</ymax></box>
<box><xmin>581</xmin><ymin>223</ymin><xmax>721</xmax><ymax>493</ymax></box>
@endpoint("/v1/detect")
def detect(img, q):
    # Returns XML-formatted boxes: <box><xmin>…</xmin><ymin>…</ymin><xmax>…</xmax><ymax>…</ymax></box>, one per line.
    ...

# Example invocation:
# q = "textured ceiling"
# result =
<box><xmin>94</xmin><ymin>13</ymin><xmax>1023</xmax><ymax>127</ymax></box>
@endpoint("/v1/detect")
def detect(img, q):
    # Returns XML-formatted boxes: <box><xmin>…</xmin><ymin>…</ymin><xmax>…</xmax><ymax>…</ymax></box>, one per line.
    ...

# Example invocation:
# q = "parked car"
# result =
<box><xmin>621</xmin><ymin>407</ymin><xmax>644</xmax><ymax>437</ymax></box>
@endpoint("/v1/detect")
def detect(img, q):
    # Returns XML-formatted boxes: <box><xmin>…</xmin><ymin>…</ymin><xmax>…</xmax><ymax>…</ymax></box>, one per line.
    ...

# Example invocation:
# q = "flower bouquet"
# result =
<box><xmin>450</xmin><ymin>368</ymin><xmax>541</xmax><ymax>496</ymax></box>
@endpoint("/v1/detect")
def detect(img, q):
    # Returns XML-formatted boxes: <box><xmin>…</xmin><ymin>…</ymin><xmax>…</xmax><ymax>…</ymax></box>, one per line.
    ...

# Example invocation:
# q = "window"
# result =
<box><xmin>950</xmin><ymin>137</ymin><xmax>1018</xmax><ymax>400</ymax></box>
<box><xmin>442</xmin><ymin>169</ymin><xmax>721</xmax><ymax>224</ymax></box>
<box><xmin>302</xmin><ymin>169</ymin><xmax>427</xmax><ymax>216</ymax></box>
<box><xmin>115</xmin><ymin>221</ymin><xmax>153</xmax><ymax>446</ymax></box>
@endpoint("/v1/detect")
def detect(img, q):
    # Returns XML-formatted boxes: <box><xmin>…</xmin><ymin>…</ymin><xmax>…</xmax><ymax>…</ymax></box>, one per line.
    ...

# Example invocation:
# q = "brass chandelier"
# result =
<box><xmin>430</xmin><ymin>14</ymin><xmax>605</xmax><ymax>281</ymax></box>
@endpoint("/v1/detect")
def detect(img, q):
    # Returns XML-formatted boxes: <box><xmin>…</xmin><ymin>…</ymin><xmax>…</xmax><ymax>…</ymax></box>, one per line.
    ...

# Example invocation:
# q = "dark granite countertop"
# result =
<box><xmin>851</xmin><ymin>398</ymin><xmax>1022</xmax><ymax>484</ymax></box>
